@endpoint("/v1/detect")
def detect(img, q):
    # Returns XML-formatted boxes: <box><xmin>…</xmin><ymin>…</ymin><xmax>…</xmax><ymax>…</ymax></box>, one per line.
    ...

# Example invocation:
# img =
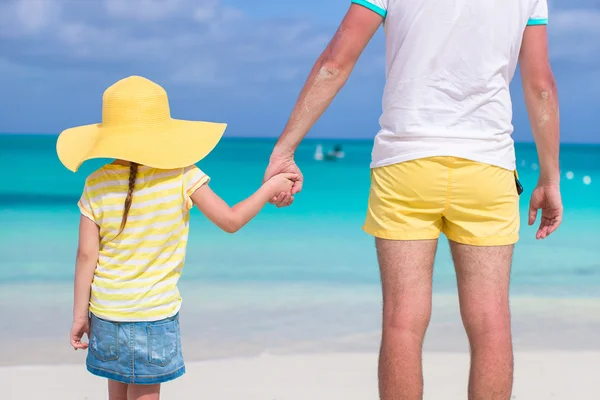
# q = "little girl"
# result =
<box><xmin>59</xmin><ymin>76</ymin><xmax>296</xmax><ymax>400</ymax></box>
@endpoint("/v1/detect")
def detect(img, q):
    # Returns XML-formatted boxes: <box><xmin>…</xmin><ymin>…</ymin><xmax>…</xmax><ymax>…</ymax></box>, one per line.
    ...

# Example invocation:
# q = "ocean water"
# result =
<box><xmin>1</xmin><ymin>134</ymin><xmax>599</xmax><ymax>363</ymax></box>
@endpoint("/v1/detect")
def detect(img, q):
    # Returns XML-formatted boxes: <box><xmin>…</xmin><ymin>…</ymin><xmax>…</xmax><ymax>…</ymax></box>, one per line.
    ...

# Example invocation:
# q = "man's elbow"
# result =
<box><xmin>319</xmin><ymin>60</ymin><xmax>343</xmax><ymax>78</ymax></box>
<box><xmin>318</xmin><ymin>54</ymin><xmax>353</xmax><ymax>82</ymax></box>
<box><xmin>523</xmin><ymin>71</ymin><xmax>557</xmax><ymax>98</ymax></box>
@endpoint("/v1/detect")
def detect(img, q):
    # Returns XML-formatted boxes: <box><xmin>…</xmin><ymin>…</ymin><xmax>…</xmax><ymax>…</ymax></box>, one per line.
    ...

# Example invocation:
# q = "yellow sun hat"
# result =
<box><xmin>57</xmin><ymin>75</ymin><xmax>227</xmax><ymax>172</ymax></box>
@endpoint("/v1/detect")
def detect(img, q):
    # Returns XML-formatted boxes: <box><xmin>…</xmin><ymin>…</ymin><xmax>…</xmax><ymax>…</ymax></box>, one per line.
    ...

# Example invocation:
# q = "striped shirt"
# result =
<box><xmin>78</xmin><ymin>164</ymin><xmax>208</xmax><ymax>322</ymax></box>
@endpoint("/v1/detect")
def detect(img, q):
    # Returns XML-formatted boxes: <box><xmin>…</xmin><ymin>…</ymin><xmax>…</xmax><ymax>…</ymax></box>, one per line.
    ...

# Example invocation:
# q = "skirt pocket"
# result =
<box><xmin>89</xmin><ymin>314</ymin><xmax>119</xmax><ymax>362</ymax></box>
<box><xmin>146</xmin><ymin>318</ymin><xmax>179</xmax><ymax>367</ymax></box>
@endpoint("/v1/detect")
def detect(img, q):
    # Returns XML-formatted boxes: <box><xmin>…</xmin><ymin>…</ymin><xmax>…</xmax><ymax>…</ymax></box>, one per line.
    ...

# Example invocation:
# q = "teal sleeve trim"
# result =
<box><xmin>351</xmin><ymin>0</ymin><xmax>387</xmax><ymax>18</ymax></box>
<box><xmin>527</xmin><ymin>18</ymin><xmax>548</xmax><ymax>26</ymax></box>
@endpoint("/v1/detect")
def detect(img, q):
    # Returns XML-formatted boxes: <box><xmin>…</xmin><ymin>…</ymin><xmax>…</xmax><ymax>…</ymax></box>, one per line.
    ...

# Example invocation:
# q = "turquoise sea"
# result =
<box><xmin>1</xmin><ymin>134</ymin><xmax>599</xmax><ymax>364</ymax></box>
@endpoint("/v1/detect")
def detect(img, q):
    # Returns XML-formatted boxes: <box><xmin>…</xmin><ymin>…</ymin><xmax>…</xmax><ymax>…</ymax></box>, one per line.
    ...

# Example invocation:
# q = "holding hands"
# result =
<box><xmin>266</xmin><ymin>172</ymin><xmax>300</xmax><ymax>197</ymax></box>
<box><xmin>264</xmin><ymin>153</ymin><xmax>303</xmax><ymax>208</ymax></box>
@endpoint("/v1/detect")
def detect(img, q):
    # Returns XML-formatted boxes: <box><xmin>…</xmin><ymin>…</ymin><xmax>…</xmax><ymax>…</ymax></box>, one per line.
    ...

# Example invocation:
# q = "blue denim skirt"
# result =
<box><xmin>86</xmin><ymin>313</ymin><xmax>185</xmax><ymax>384</ymax></box>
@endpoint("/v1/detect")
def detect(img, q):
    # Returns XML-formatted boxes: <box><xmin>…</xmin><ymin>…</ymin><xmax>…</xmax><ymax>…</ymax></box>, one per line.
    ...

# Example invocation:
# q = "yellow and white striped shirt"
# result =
<box><xmin>78</xmin><ymin>164</ymin><xmax>208</xmax><ymax>322</ymax></box>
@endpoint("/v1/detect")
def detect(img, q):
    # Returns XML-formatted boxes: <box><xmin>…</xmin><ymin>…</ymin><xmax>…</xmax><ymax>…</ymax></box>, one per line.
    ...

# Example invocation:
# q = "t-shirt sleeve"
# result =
<box><xmin>527</xmin><ymin>0</ymin><xmax>548</xmax><ymax>25</ymax></box>
<box><xmin>351</xmin><ymin>0</ymin><xmax>388</xmax><ymax>18</ymax></box>
<box><xmin>183</xmin><ymin>165</ymin><xmax>210</xmax><ymax>210</ymax></box>
<box><xmin>78</xmin><ymin>178</ymin><xmax>97</xmax><ymax>223</ymax></box>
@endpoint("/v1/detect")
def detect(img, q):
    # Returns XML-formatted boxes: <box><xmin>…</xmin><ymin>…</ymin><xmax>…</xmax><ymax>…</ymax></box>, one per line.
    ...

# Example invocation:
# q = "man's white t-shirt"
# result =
<box><xmin>352</xmin><ymin>0</ymin><xmax>549</xmax><ymax>171</ymax></box>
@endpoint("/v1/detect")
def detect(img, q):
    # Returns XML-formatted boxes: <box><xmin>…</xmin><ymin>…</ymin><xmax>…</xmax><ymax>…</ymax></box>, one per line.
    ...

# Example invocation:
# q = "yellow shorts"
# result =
<box><xmin>363</xmin><ymin>157</ymin><xmax>520</xmax><ymax>246</ymax></box>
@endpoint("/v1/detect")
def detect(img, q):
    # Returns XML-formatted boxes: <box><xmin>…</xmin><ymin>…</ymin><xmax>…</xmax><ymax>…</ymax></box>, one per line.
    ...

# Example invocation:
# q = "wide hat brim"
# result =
<box><xmin>57</xmin><ymin>118</ymin><xmax>227</xmax><ymax>172</ymax></box>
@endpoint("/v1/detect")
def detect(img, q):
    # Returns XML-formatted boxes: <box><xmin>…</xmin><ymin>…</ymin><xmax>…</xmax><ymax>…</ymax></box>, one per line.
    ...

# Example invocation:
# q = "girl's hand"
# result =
<box><xmin>70</xmin><ymin>317</ymin><xmax>90</xmax><ymax>350</ymax></box>
<box><xmin>264</xmin><ymin>154</ymin><xmax>303</xmax><ymax>207</ymax></box>
<box><xmin>266</xmin><ymin>173</ymin><xmax>298</xmax><ymax>197</ymax></box>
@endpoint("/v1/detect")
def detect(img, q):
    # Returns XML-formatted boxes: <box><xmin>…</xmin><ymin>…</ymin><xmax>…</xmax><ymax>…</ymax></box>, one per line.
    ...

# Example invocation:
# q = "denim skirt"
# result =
<box><xmin>86</xmin><ymin>313</ymin><xmax>185</xmax><ymax>384</ymax></box>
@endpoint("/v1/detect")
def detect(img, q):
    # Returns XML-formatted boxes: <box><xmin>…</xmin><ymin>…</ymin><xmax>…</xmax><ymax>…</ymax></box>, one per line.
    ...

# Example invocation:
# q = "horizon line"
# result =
<box><xmin>1</xmin><ymin>132</ymin><xmax>599</xmax><ymax>146</ymax></box>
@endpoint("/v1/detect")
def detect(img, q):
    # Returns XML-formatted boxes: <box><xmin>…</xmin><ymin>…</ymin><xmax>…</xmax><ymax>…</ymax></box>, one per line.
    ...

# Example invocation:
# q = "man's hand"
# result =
<box><xmin>264</xmin><ymin>154</ymin><xmax>303</xmax><ymax>208</ymax></box>
<box><xmin>528</xmin><ymin>184</ymin><xmax>563</xmax><ymax>239</ymax></box>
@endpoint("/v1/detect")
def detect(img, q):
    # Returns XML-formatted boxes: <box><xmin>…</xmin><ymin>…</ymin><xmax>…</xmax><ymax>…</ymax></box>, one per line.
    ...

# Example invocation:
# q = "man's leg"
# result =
<box><xmin>377</xmin><ymin>238</ymin><xmax>438</xmax><ymax>400</ymax></box>
<box><xmin>450</xmin><ymin>242</ymin><xmax>514</xmax><ymax>400</ymax></box>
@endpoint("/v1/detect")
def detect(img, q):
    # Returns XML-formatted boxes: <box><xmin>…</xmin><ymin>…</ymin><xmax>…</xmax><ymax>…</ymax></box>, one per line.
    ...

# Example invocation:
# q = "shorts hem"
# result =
<box><xmin>86</xmin><ymin>364</ymin><xmax>186</xmax><ymax>385</ymax></box>
<box><xmin>363</xmin><ymin>226</ymin><xmax>440</xmax><ymax>241</ymax></box>
<box><xmin>444</xmin><ymin>233</ymin><xmax>519</xmax><ymax>246</ymax></box>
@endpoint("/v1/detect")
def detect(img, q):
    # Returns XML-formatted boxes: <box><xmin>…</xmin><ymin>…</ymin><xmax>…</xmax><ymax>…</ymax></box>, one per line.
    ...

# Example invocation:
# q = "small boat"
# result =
<box><xmin>314</xmin><ymin>144</ymin><xmax>324</xmax><ymax>161</ymax></box>
<box><xmin>324</xmin><ymin>144</ymin><xmax>345</xmax><ymax>161</ymax></box>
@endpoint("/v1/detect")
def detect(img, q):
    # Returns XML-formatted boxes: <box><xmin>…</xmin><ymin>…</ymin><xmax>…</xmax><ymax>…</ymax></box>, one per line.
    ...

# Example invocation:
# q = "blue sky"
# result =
<box><xmin>0</xmin><ymin>0</ymin><xmax>598</xmax><ymax>143</ymax></box>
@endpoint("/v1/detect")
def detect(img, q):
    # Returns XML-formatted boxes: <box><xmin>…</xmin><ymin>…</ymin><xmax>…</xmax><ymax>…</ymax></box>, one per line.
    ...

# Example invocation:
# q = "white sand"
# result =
<box><xmin>2</xmin><ymin>352</ymin><xmax>598</xmax><ymax>399</ymax></box>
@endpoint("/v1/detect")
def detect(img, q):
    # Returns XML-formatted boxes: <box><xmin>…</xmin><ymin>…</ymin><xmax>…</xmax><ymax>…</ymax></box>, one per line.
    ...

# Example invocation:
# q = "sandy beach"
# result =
<box><xmin>2</xmin><ymin>351</ymin><xmax>599</xmax><ymax>399</ymax></box>
<box><xmin>2</xmin><ymin>286</ymin><xmax>600</xmax><ymax>399</ymax></box>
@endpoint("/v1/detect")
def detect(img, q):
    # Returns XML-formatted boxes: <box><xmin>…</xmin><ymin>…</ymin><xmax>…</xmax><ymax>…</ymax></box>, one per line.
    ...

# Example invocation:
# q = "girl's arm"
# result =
<box><xmin>70</xmin><ymin>215</ymin><xmax>99</xmax><ymax>349</ymax></box>
<box><xmin>190</xmin><ymin>173</ymin><xmax>296</xmax><ymax>233</ymax></box>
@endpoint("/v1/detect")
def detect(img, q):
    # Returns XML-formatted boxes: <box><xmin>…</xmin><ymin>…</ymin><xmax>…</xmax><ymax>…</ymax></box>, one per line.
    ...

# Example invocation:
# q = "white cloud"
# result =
<box><xmin>2</xmin><ymin>0</ymin><xmax>599</xmax><ymax>90</ymax></box>
<box><xmin>0</xmin><ymin>0</ymin><xmax>331</xmax><ymax>87</ymax></box>
<box><xmin>0</xmin><ymin>0</ymin><xmax>62</xmax><ymax>36</ymax></box>
<box><xmin>219</xmin><ymin>5</ymin><xmax>245</xmax><ymax>22</ymax></box>
<box><xmin>171</xmin><ymin>59</ymin><xmax>233</xmax><ymax>87</ymax></box>
<box><xmin>549</xmin><ymin>9</ymin><xmax>600</xmax><ymax>64</ymax></box>
<box><xmin>551</xmin><ymin>9</ymin><xmax>600</xmax><ymax>35</ymax></box>
<box><xmin>193</xmin><ymin>3</ymin><xmax>218</xmax><ymax>23</ymax></box>
<box><xmin>104</xmin><ymin>0</ymin><xmax>184</xmax><ymax>21</ymax></box>
<box><xmin>15</xmin><ymin>0</ymin><xmax>58</xmax><ymax>31</ymax></box>
<box><xmin>191</xmin><ymin>0</ymin><xmax>244</xmax><ymax>24</ymax></box>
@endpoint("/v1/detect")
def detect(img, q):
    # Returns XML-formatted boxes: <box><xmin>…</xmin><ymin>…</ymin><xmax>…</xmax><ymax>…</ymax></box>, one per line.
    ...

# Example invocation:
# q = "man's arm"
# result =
<box><xmin>264</xmin><ymin>4</ymin><xmax>383</xmax><ymax>206</ymax></box>
<box><xmin>519</xmin><ymin>25</ymin><xmax>563</xmax><ymax>239</ymax></box>
<box><xmin>519</xmin><ymin>25</ymin><xmax>560</xmax><ymax>185</ymax></box>
<box><xmin>271</xmin><ymin>4</ymin><xmax>383</xmax><ymax>158</ymax></box>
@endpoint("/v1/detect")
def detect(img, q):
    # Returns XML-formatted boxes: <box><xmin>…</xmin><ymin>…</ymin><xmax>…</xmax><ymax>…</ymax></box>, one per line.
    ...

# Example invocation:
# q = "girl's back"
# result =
<box><xmin>62</xmin><ymin>76</ymin><xmax>296</xmax><ymax>399</ymax></box>
<box><xmin>80</xmin><ymin>164</ymin><xmax>206</xmax><ymax>321</ymax></box>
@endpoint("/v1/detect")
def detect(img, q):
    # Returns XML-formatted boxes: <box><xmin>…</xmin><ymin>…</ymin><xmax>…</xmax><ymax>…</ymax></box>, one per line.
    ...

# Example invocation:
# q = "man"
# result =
<box><xmin>264</xmin><ymin>0</ymin><xmax>562</xmax><ymax>399</ymax></box>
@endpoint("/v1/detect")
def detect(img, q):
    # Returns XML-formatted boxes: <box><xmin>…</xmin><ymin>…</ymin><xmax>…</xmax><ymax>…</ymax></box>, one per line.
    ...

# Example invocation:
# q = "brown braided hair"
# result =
<box><xmin>116</xmin><ymin>162</ymin><xmax>138</xmax><ymax>237</ymax></box>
